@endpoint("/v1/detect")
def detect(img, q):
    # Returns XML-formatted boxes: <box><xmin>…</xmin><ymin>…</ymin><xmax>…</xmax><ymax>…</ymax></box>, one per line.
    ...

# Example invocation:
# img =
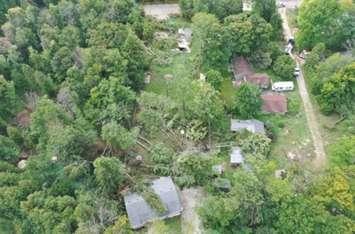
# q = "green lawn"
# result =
<box><xmin>146</xmin><ymin>52</ymin><xmax>194</xmax><ymax>95</ymax></box>
<box><xmin>220</xmin><ymin>79</ymin><xmax>235</xmax><ymax>108</ymax></box>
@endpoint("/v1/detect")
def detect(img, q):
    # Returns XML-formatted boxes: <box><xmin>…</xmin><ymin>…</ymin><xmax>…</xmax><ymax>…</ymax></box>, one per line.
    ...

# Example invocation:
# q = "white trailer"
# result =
<box><xmin>272</xmin><ymin>81</ymin><xmax>294</xmax><ymax>92</ymax></box>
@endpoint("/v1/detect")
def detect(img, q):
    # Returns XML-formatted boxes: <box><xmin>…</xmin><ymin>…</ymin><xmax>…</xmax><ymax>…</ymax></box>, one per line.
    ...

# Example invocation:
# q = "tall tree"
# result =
<box><xmin>297</xmin><ymin>0</ymin><xmax>354</xmax><ymax>50</ymax></box>
<box><xmin>233</xmin><ymin>83</ymin><xmax>261</xmax><ymax>119</ymax></box>
<box><xmin>93</xmin><ymin>157</ymin><xmax>126</xmax><ymax>194</ymax></box>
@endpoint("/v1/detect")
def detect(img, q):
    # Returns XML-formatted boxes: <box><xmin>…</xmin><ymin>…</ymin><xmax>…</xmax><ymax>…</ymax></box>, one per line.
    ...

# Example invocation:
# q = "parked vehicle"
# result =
<box><xmin>272</xmin><ymin>81</ymin><xmax>294</xmax><ymax>92</ymax></box>
<box><xmin>294</xmin><ymin>66</ymin><xmax>300</xmax><ymax>77</ymax></box>
<box><xmin>288</xmin><ymin>37</ymin><xmax>295</xmax><ymax>46</ymax></box>
<box><xmin>285</xmin><ymin>43</ymin><xmax>293</xmax><ymax>54</ymax></box>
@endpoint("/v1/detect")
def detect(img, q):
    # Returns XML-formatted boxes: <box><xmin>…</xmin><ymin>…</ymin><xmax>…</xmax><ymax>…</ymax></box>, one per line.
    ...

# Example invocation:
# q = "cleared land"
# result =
<box><xmin>143</xmin><ymin>4</ymin><xmax>181</xmax><ymax>20</ymax></box>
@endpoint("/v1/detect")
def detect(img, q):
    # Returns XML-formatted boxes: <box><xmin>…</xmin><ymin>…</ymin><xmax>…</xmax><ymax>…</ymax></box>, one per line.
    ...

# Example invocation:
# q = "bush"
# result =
<box><xmin>0</xmin><ymin>135</ymin><xmax>20</xmax><ymax>163</ymax></box>
<box><xmin>328</xmin><ymin>136</ymin><xmax>355</xmax><ymax>167</ymax></box>
<box><xmin>175</xmin><ymin>153</ymin><xmax>213</xmax><ymax>187</ymax></box>
<box><xmin>287</xmin><ymin>96</ymin><xmax>301</xmax><ymax>115</ymax></box>
<box><xmin>233</xmin><ymin>84</ymin><xmax>262</xmax><ymax>119</ymax></box>
<box><xmin>273</xmin><ymin>55</ymin><xmax>295</xmax><ymax>80</ymax></box>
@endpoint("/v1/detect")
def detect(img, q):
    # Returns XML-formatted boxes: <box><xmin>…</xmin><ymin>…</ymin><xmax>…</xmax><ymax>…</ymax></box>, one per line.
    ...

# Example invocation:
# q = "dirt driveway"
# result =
<box><xmin>180</xmin><ymin>188</ymin><xmax>203</xmax><ymax>234</ymax></box>
<box><xmin>279</xmin><ymin>8</ymin><xmax>327</xmax><ymax>169</ymax></box>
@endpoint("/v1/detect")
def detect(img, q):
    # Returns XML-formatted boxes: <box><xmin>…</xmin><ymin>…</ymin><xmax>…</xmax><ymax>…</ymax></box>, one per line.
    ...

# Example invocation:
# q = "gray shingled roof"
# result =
<box><xmin>230</xmin><ymin>147</ymin><xmax>244</xmax><ymax>165</ymax></box>
<box><xmin>230</xmin><ymin>119</ymin><xmax>265</xmax><ymax>134</ymax></box>
<box><xmin>124</xmin><ymin>177</ymin><xmax>183</xmax><ymax>229</ymax></box>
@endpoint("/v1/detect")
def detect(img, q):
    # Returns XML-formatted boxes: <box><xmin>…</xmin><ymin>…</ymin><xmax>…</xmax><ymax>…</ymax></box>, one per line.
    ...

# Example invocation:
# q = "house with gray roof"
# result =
<box><xmin>124</xmin><ymin>177</ymin><xmax>183</xmax><ymax>229</ymax></box>
<box><xmin>230</xmin><ymin>147</ymin><xmax>244</xmax><ymax>167</ymax></box>
<box><xmin>230</xmin><ymin>119</ymin><xmax>265</xmax><ymax>134</ymax></box>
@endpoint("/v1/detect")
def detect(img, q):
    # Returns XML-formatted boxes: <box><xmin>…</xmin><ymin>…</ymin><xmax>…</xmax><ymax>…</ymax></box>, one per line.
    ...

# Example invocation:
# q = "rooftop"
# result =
<box><xmin>246</xmin><ymin>73</ymin><xmax>270</xmax><ymax>88</ymax></box>
<box><xmin>124</xmin><ymin>177</ymin><xmax>183</xmax><ymax>229</ymax></box>
<box><xmin>233</xmin><ymin>57</ymin><xmax>253</xmax><ymax>78</ymax></box>
<box><xmin>230</xmin><ymin>119</ymin><xmax>266</xmax><ymax>134</ymax></box>
<box><xmin>230</xmin><ymin>147</ymin><xmax>244</xmax><ymax>165</ymax></box>
<box><xmin>261</xmin><ymin>92</ymin><xmax>288</xmax><ymax>114</ymax></box>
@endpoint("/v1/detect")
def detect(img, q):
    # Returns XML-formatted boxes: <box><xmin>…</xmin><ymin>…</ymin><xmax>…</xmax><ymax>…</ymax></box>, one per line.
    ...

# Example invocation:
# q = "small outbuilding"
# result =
<box><xmin>212</xmin><ymin>164</ymin><xmax>224</xmax><ymax>175</ymax></box>
<box><xmin>124</xmin><ymin>177</ymin><xmax>183</xmax><ymax>229</ymax></box>
<box><xmin>230</xmin><ymin>119</ymin><xmax>266</xmax><ymax>134</ymax></box>
<box><xmin>230</xmin><ymin>147</ymin><xmax>244</xmax><ymax>167</ymax></box>
<box><xmin>261</xmin><ymin>92</ymin><xmax>288</xmax><ymax>114</ymax></box>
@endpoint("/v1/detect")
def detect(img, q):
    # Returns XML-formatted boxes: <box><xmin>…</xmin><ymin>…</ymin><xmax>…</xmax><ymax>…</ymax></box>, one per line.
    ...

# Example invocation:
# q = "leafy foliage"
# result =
<box><xmin>93</xmin><ymin>157</ymin><xmax>126</xmax><ymax>194</ymax></box>
<box><xmin>297</xmin><ymin>0</ymin><xmax>355</xmax><ymax>50</ymax></box>
<box><xmin>273</xmin><ymin>55</ymin><xmax>296</xmax><ymax>80</ymax></box>
<box><xmin>233</xmin><ymin>83</ymin><xmax>262</xmax><ymax>119</ymax></box>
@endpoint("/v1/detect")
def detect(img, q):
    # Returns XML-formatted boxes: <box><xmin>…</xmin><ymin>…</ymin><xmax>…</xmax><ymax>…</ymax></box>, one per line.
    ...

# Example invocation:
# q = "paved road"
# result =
<box><xmin>279</xmin><ymin>8</ymin><xmax>327</xmax><ymax>169</ymax></box>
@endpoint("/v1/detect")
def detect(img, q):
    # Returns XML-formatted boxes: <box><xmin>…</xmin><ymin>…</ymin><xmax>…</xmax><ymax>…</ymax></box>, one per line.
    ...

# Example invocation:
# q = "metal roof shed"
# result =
<box><xmin>124</xmin><ymin>177</ymin><xmax>183</xmax><ymax>229</ymax></box>
<box><xmin>230</xmin><ymin>147</ymin><xmax>244</xmax><ymax>167</ymax></box>
<box><xmin>230</xmin><ymin>119</ymin><xmax>265</xmax><ymax>134</ymax></box>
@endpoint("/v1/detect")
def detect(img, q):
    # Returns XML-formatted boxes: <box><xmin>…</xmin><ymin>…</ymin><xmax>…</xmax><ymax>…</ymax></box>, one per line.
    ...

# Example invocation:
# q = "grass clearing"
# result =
<box><xmin>261</xmin><ymin>89</ymin><xmax>315</xmax><ymax>167</ymax></box>
<box><xmin>220</xmin><ymin>79</ymin><xmax>235</xmax><ymax>108</ymax></box>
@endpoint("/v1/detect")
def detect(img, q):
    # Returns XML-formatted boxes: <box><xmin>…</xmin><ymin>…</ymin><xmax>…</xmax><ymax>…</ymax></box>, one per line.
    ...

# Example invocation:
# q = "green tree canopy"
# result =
<box><xmin>93</xmin><ymin>157</ymin><xmax>126</xmax><ymax>194</ymax></box>
<box><xmin>233</xmin><ymin>83</ymin><xmax>262</xmax><ymax>119</ymax></box>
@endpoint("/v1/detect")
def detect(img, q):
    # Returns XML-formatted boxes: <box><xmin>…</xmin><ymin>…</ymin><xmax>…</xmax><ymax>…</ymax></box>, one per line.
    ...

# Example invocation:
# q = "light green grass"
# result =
<box><xmin>134</xmin><ymin>217</ymin><xmax>181</xmax><ymax>234</ymax></box>
<box><xmin>146</xmin><ymin>52</ymin><xmax>194</xmax><ymax>95</ymax></box>
<box><xmin>220</xmin><ymin>79</ymin><xmax>235</xmax><ymax>109</ymax></box>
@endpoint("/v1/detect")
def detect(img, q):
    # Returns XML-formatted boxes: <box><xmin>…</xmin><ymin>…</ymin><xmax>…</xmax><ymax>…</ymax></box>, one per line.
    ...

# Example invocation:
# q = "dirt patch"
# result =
<box><xmin>180</xmin><ymin>187</ymin><xmax>203</xmax><ymax>234</ymax></box>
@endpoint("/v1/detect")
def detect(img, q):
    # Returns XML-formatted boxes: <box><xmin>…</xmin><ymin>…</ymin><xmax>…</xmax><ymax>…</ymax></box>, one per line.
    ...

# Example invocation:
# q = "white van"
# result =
<box><xmin>272</xmin><ymin>81</ymin><xmax>294</xmax><ymax>92</ymax></box>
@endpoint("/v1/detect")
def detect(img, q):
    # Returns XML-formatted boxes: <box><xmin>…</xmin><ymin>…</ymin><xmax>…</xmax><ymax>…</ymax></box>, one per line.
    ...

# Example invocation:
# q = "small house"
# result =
<box><xmin>272</xmin><ymin>81</ymin><xmax>294</xmax><ymax>92</ymax></box>
<box><xmin>232</xmin><ymin>57</ymin><xmax>253</xmax><ymax>80</ymax></box>
<box><xmin>261</xmin><ymin>92</ymin><xmax>288</xmax><ymax>114</ymax></box>
<box><xmin>230</xmin><ymin>147</ymin><xmax>244</xmax><ymax>167</ymax></box>
<box><xmin>124</xmin><ymin>177</ymin><xmax>183</xmax><ymax>229</ymax></box>
<box><xmin>230</xmin><ymin>119</ymin><xmax>265</xmax><ymax>134</ymax></box>
<box><xmin>232</xmin><ymin>57</ymin><xmax>270</xmax><ymax>89</ymax></box>
<box><xmin>246</xmin><ymin>73</ymin><xmax>270</xmax><ymax>89</ymax></box>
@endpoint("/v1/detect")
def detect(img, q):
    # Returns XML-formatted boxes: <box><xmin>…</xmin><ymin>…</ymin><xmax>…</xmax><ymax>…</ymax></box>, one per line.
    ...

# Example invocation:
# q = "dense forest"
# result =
<box><xmin>0</xmin><ymin>0</ymin><xmax>354</xmax><ymax>233</ymax></box>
